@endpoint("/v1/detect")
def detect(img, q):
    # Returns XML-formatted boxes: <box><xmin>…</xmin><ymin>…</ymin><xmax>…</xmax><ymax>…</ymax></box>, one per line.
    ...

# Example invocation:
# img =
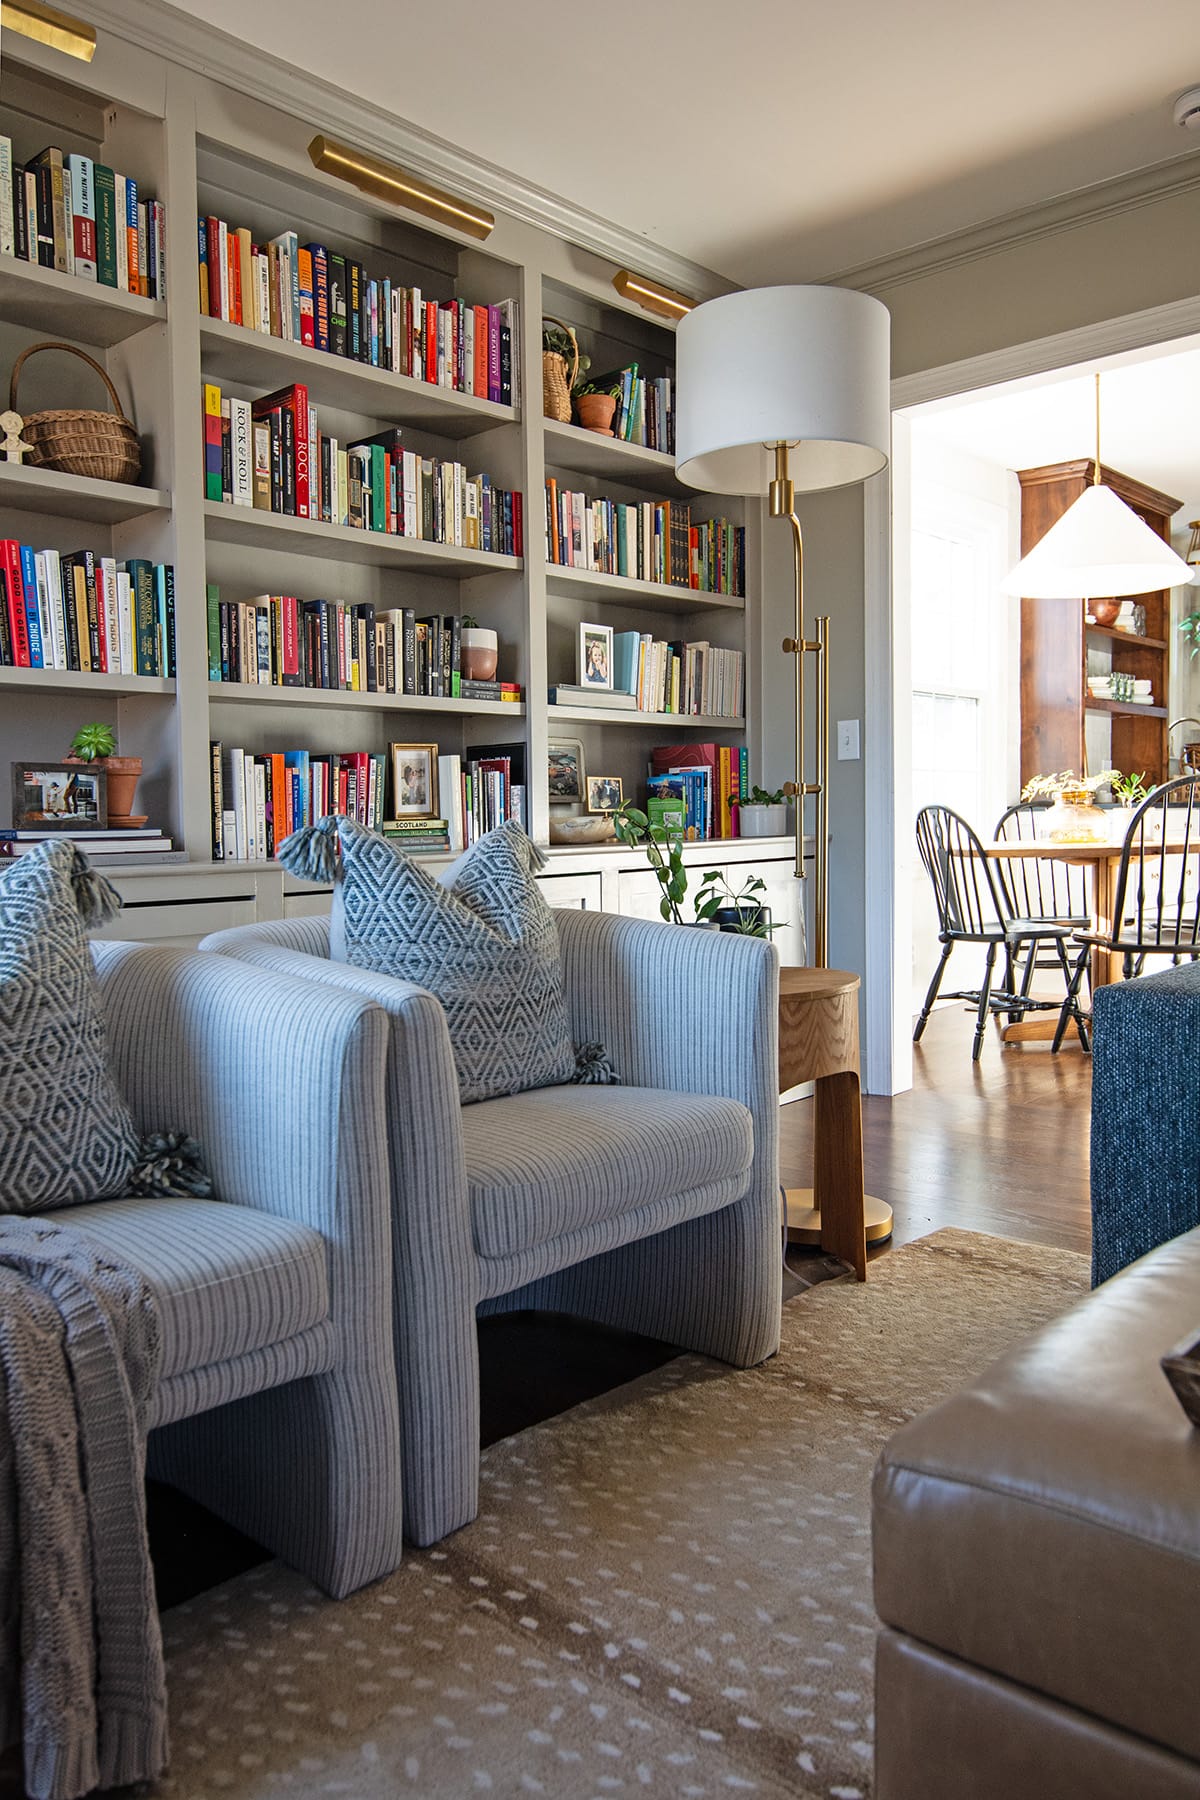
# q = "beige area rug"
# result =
<box><xmin>153</xmin><ymin>1229</ymin><xmax>1087</xmax><ymax>1800</ymax></box>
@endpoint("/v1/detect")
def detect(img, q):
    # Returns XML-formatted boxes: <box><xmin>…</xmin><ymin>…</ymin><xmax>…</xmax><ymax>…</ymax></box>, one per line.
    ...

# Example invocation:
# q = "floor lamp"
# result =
<box><xmin>674</xmin><ymin>285</ymin><xmax>891</xmax><ymax>966</ymax></box>
<box><xmin>675</xmin><ymin>285</ymin><xmax>893</xmax><ymax>1249</ymax></box>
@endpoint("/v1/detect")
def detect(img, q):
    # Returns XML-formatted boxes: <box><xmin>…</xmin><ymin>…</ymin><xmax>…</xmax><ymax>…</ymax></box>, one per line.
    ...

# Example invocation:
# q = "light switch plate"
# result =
<box><xmin>837</xmin><ymin>719</ymin><xmax>860</xmax><ymax>761</ymax></box>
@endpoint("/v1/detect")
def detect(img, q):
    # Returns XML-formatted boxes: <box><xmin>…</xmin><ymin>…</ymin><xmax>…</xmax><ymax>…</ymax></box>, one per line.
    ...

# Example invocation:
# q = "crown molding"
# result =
<box><xmin>76</xmin><ymin>0</ymin><xmax>731</xmax><ymax>304</ymax></box>
<box><xmin>828</xmin><ymin>149</ymin><xmax>1200</xmax><ymax>297</ymax></box>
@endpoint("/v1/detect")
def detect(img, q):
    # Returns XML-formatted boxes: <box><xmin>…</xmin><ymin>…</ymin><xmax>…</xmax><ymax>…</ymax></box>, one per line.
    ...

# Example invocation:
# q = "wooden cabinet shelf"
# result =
<box><xmin>1019</xmin><ymin>459</ymin><xmax>1180</xmax><ymax>788</ymax></box>
<box><xmin>0</xmin><ymin>255</ymin><xmax>165</xmax><ymax>345</ymax></box>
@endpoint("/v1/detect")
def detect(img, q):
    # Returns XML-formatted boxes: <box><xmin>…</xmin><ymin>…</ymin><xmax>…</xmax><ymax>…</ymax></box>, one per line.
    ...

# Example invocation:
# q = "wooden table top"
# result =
<box><xmin>982</xmin><ymin>839</ymin><xmax>1193</xmax><ymax>861</ymax></box>
<box><xmin>779</xmin><ymin>966</ymin><xmax>860</xmax><ymax>1000</ymax></box>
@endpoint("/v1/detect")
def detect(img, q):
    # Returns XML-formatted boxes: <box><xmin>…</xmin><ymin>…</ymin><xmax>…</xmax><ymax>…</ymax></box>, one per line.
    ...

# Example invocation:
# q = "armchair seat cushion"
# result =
<box><xmin>461</xmin><ymin>1084</ymin><xmax>754</xmax><ymax>1260</ymax></box>
<box><xmin>60</xmin><ymin>1196</ymin><xmax>329</xmax><ymax>1378</ymax></box>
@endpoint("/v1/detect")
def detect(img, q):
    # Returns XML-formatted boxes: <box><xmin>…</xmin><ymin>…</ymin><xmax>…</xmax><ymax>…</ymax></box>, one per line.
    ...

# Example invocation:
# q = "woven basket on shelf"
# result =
<box><xmin>10</xmin><ymin>341</ymin><xmax>141</xmax><ymax>484</ymax></box>
<box><xmin>541</xmin><ymin>315</ymin><xmax>579</xmax><ymax>424</ymax></box>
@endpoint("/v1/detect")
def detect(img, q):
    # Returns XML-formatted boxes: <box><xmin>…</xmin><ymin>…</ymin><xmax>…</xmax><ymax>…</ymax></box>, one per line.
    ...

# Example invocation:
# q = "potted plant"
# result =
<box><xmin>573</xmin><ymin>378</ymin><xmax>620</xmax><ymax>436</ymax></box>
<box><xmin>541</xmin><ymin>318</ymin><xmax>588</xmax><ymax>423</ymax></box>
<box><xmin>736</xmin><ymin>785</ymin><xmax>790</xmax><ymax>838</ymax></box>
<box><xmin>460</xmin><ymin>614</ymin><xmax>498</xmax><ymax>681</ymax></box>
<box><xmin>613</xmin><ymin>803</ymin><xmax>694</xmax><ymax>924</ymax></box>
<box><xmin>1020</xmin><ymin>768</ymin><xmax>1118</xmax><ymax>844</ymax></box>
<box><xmin>693</xmin><ymin>867</ymin><xmax>776</xmax><ymax>938</ymax></box>
<box><xmin>66</xmin><ymin>722</ymin><xmax>142</xmax><ymax>822</ymax></box>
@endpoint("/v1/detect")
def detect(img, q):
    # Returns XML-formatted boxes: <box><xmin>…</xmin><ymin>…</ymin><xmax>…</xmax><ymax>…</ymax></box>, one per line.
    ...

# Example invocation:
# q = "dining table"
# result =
<box><xmin>982</xmin><ymin>832</ymin><xmax>1199</xmax><ymax>1039</ymax></box>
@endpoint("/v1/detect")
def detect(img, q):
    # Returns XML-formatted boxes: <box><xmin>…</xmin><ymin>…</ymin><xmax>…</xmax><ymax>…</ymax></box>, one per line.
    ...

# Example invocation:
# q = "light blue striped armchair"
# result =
<box><xmin>201</xmin><ymin>908</ymin><xmax>782</xmax><ymax>1547</ymax></box>
<box><xmin>67</xmin><ymin>943</ymin><xmax>405</xmax><ymax>1597</ymax></box>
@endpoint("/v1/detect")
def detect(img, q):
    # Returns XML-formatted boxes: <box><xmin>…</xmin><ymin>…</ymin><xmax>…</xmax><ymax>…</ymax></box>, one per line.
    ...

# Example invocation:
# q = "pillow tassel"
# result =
<box><xmin>572</xmin><ymin>1042</ymin><xmax>620</xmax><ymax>1085</ymax></box>
<box><xmin>68</xmin><ymin>848</ymin><xmax>123</xmax><ymax>928</ymax></box>
<box><xmin>277</xmin><ymin>815</ymin><xmax>341</xmax><ymax>883</ymax></box>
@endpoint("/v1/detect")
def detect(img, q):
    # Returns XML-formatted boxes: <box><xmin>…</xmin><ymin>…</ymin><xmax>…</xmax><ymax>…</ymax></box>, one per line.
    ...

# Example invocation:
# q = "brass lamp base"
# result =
<box><xmin>785</xmin><ymin>1187</ymin><xmax>894</xmax><ymax>1245</ymax></box>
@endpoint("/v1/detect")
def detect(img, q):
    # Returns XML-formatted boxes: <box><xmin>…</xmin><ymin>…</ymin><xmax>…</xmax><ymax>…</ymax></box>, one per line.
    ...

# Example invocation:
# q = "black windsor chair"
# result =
<box><xmin>914</xmin><ymin>804</ymin><xmax>1089</xmax><ymax>1062</ymax></box>
<box><xmin>1051</xmin><ymin>776</ymin><xmax>1200</xmax><ymax>1053</ymax></box>
<box><xmin>994</xmin><ymin>799</ymin><xmax>1094</xmax><ymax>1010</ymax></box>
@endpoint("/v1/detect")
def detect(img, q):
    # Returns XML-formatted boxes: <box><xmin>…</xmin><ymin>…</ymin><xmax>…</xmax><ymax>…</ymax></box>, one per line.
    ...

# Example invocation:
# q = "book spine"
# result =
<box><xmin>1</xmin><ymin>542</ymin><xmax>30</xmax><ymax>666</ymax></box>
<box><xmin>99</xmin><ymin>557</ymin><xmax>119</xmax><ymax>674</ymax></box>
<box><xmin>66</xmin><ymin>153</ymin><xmax>96</xmax><ymax>279</ymax></box>
<box><xmin>122</xmin><ymin>173</ymin><xmax>139</xmax><ymax>292</ymax></box>
<box><xmin>18</xmin><ymin>544</ymin><xmax>43</xmax><ymax>667</ymax></box>
<box><xmin>230</xmin><ymin>397</ymin><xmax>253</xmax><ymax>506</ymax></box>
<box><xmin>129</xmin><ymin>560</ymin><xmax>157</xmax><ymax>675</ymax></box>
<box><xmin>328</xmin><ymin>253</ymin><xmax>347</xmax><ymax>356</ymax></box>
<box><xmin>93</xmin><ymin>165</ymin><xmax>118</xmax><ymax>287</ymax></box>
<box><xmin>297</xmin><ymin>245</ymin><xmax>315</xmax><ymax>346</ymax></box>
<box><xmin>0</xmin><ymin>139</ymin><xmax>12</xmax><ymax>259</ymax></box>
<box><xmin>203</xmin><ymin>382</ymin><xmax>223</xmax><ymax>501</ymax></box>
<box><xmin>206</xmin><ymin>581</ymin><xmax>222</xmax><ymax>680</ymax></box>
<box><xmin>308</xmin><ymin>244</ymin><xmax>329</xmax><ymax>352</ymax></box>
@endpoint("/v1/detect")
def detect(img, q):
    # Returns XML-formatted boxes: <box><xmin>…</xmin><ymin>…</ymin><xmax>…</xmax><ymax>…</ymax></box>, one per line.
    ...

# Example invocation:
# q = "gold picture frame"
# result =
<box><xmin>388</xmin><ymin>742</ymin><xmax>439</xmax><ymax>819</ymax></box>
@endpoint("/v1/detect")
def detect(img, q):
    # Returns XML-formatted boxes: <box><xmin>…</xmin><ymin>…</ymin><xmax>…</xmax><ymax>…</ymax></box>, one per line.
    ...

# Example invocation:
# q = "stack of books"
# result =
<box><xmin>203</xmin><ymin>383</ymin><xmax>523</xmax><ymax>556</ymax></box>
<box><xmin>612</xmin><ymin>631</ymin><xmax>744</xmax><ymax>717</ymax></box>
<box><xmin>544</xmin><ymin>482</ymin><xmax>744</xmax><ymax>595</ymax></box>
<box><xmin>648</xmin><ymin>743</ymin><xmax>750</xmax><ymax>840</ymax></box>
<box><xmin>0</xmin><ymin>826</ymin><xmax>183</xmax><ymax>866</ymax></box>
<box><xmin>381</xmin><ymin>817</ymin><xmax>450</xmax><ymax>855</ymax></box>
<box><xmin>0</xmin><ymin>138</ymin><xmax>165</xmax><ymax>297</ymax></box>
<box><xmin>210</xmin><ymin>744</ymin><xmax>387</xmax><ymax>862</ymax></box>
<box><xmin>0</xmin><ymin>544</ymin><xmax>175</xmax><ymax>677</ymax></box>
<box><xmin>197</xmin><ymin>217</ymin><xmax>517</xmax><ymax>405</ymax></box>
<box><xmin>205</xmin><ymin>589</ymin><xmax>522</xmax><ymax>702</ymax></box>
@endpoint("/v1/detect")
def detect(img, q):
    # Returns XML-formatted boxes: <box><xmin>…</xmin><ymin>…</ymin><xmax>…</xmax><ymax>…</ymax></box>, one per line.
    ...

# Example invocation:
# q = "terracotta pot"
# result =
<box><xmin>1089</xmin><ymin>599</ymin><xmax>1122</xmax><ymax>627</ymax></box>
<box><xmin>576</xmin><ymin>393</ymin><xmax>617</xmax><ymax>435</ymax></box>
<box><xmin>461</xmin><ymin>628</ymin><xmax>498</xmax><ymax>681</ymax></box>
<box><xmin>101</xmin><ymin>755</ymin><xmax>142</xmax><ymax>820</ymax></box>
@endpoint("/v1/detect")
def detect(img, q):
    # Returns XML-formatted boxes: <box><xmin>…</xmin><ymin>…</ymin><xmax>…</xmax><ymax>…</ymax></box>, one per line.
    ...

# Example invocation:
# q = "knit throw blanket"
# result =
<box><xmin>0</xmin><ymin>1216</ymin><xmax>168</xmax><ymax>1800</ymax></box>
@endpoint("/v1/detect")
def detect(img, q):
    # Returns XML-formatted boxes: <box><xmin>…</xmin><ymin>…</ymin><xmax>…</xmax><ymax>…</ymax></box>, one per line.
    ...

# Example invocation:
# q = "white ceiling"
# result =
<box><xmin>179</xmin><ymin>0</ymin><xmax>1200</xmax><ymax>285</ymax></box>
<box><xmin>908</xmin><ymin>339</ymin><xmax>1200</xmax><ymax>525</ymax></box>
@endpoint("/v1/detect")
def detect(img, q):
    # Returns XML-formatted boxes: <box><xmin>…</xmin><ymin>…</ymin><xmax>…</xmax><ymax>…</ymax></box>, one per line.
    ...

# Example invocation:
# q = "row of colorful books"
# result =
<box><xmin>0</xmin><ymin>139</ymin><xmax>165</xmax><ymax>298</ymax></box>
<box><xmin>590</xmin><ymin>363</ymin><xmax>674</xmax><ymax>453</ymax></box>
<box><xmin>645</xmin><ymin>743</ymin><xmax>751</xmax><ymax>840</ymax></box>
<box><xmin>0</xmin><ymin>544</ymin><xmax>175</xmax><ymax>678</ymax></box>
<box><xmin>203</xmin><ymin>382</ymin><xmax>523</xmax><ymax>555</ymax></box>
<box><xmin>197</xmin><ymin>216</ymin><xmax>517</xmax><ymax>403</ymax></box>
<box><xmin>618</xmin><ymin>633</ymin><xmax>744</xmax><ymax>718</ymax></box>
<box><xmin>544</xmin><ymin>482</ymin><xmax>744</xmax><ymax>596</ymax></box>
<box><xmin>205</xmin><ymin>589</ymin><xmax>521</xmax><ymax>703</ymax></box>
<box><xmin>209</xmin><ymin>742</ymin><xmax>525</xmax><ymax>862</ymax></box>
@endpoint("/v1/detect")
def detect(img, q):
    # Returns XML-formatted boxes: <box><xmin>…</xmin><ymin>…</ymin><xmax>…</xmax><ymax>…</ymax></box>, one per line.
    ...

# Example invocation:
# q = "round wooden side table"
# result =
<box><xmin>779</xmin><ymin>966</ymin><xmax>893</xmax><ymax>1281</ymax></box>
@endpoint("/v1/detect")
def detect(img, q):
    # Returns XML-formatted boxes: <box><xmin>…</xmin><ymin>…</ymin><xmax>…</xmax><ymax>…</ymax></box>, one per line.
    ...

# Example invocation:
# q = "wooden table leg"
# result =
<box><xmin>813</xmin><ymin>1069</ymin><xmax>867</xmax><ymax>1280</ymax></box>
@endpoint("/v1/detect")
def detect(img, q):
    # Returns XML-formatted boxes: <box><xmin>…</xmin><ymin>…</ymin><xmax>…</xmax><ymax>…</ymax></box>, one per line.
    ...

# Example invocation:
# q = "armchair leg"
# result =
<box><xmin>914</xmin><ymin>942</ymin><xmax>952</xmax><ymax>1042</ymax></box>
<box><xmin>972</xmin><ymin>942</ymin><xmax>998</xmax><ymax>1061</ymax></box>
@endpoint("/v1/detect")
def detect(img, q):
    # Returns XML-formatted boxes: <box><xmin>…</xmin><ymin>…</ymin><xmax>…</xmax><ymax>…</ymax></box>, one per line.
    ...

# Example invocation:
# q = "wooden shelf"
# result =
<box><xmin>1086</xmin><ymin>623</ymin><xmax>1168</xmax><ymax>651</ymax></box>
<box><xmin>543</xmin><ymin>419</ymin><xmax>686</xmax><ymax>493</ymax></box>
<box><xmin>1084</xmin><ymin>698</ymin><xmax>1168</xmax><ymax>718</ymax></box>
<box><xmin>546</xmin><ymin>563</ymin><xmax>744</xmax><ymax>614</ymax></box>
<box><xmin>0</xmin><ymin>462</ymin><xmax>171</xmax><ymax>524</ymax></box>
<box><xmin>0</xmin><ymin>257</ymin><xmax>165</xmax><ymax>346</ymax></box>
<box><xmin>0</xmin><ymin>667</ymin><xmax>174</xmax><ymax>697</ymax></box>
<box><xmin>199</xmin><ymin>317</ymin><xmax>518</xmax><ymax>439</ymax></box>
<box><xmin>203</xmin><ymin>500</ymin><xmax>521</xmax><ymax>576</ymax></box>
<box><xmin>209</xmin><ymin>682</ymin><xmax>524</xmax><ymax>717</ymax></box>
<box><xmin>548</xmin><ymin>703</ymin><xmax>744</xmax><ymax>730</ymax></box>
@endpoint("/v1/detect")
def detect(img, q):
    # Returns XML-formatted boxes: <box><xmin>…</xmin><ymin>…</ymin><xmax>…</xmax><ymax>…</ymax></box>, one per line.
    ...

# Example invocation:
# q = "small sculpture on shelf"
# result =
<box><xmin>0</xmin><ymin>410</ymin><xmax>33</xmax><ymax>464</ymax></box>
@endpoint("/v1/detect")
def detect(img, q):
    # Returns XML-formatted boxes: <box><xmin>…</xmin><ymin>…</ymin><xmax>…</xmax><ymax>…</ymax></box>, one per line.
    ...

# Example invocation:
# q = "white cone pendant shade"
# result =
<box><xmin>1002</xmin><ymin>481</ymin><xmax>1195</xmax><ymax>599</ymax></box>
<box><xmin>674</xmin><ymin>286</ymin><xmax>891</xmax><ymax>494</ymax></box>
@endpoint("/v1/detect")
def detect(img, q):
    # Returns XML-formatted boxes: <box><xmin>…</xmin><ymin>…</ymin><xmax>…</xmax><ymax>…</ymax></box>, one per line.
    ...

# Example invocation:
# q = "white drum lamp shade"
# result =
<box><xmin>674</xmin><ymin>285</ymin><xmax>892</xmax><ymax>494</ymax></box>
<box><xmin>1001</xmin><ymin>480</ymin><xmax>1195</xmax><ymax>598</ymax></box>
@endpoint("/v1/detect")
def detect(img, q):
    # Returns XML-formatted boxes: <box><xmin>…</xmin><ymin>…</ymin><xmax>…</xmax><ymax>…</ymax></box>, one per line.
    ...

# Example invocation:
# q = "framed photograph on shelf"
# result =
<box><xmin>587</xmin><ymin>775</ymin><xmax>623</xmax><ymax>813</ymax></box>
<box><xmin>577</xmin><ymin>621</ymin><xmax>613</xmax><ymax>690</ymax></box>
<box><xmin>548</xmin><ymin>738</ymin><xmax>586</xmax><ymax>806</ymax></box>
<box><xmin>388</xmin><ymin>743</ymin><xmax>439</xmax><ymax>819</ymax></box>
<box><xmin>12</xmin><ymin>762</ymin><xmax>107</xmax><ymax>829</ymax></box>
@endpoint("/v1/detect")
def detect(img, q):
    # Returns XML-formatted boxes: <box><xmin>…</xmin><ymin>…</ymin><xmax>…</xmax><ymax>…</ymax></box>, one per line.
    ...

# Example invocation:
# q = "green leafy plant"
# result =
<box><xmin>461</xmin><ymin>613</ymin><xmax>479</xmax><ymax>629</ymax></box>
<box><xmin>613</xmin><ymin>802</ymin><xmax>688</xmax><ymax>924</ymax></box>
<box><xmin>68</xmin><ymin>722</ymin><xmax>117</xmax><ymax>762</ymax></box>
<box><xmin>693</xmin><ymin>868</ymin><xmax>777</xmax><ymax>937</ymax></box>
<box><xmin>1111</xmin><ymin>770</ymin><xmax>1150</xmax><ymax>807</ymax></box>
<box><xmin>1020</xmin><ymin>768</ymin><xmax>1118</xmax><ymax>802</ymax></box>
<box><xmin>574</xmin><ymin>376</ymin><xmax>622</xmax><ymax>400</ymax></box>
<box><xmin>745</xmin><ymin>784</ymin><xmax>787</xmax><ymax>806</ymax></box>
<box><xmin>1180</xmin><ymin>612</ymin><xmax>1200</xmax><ymax>661</ymax></box>
<box><xmin>541</xmin><ymin>321</ymin><xmax>591</xmax><ymax>391</ymax></box>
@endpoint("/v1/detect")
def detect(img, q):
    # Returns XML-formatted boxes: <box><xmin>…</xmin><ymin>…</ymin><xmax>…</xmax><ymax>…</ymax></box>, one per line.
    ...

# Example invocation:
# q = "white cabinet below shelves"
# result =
<box><xmin>537</xmin><ymin>870</ymin><xmax>604</xmax><ymax>910</ymax></box>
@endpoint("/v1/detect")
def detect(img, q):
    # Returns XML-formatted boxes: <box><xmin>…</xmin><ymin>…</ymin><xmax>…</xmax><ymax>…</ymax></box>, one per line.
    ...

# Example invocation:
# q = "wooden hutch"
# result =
<box><xmin>1018</xmin><ymin>460</ymin><xmax>1182</xmax><ymax>789</ymax></box>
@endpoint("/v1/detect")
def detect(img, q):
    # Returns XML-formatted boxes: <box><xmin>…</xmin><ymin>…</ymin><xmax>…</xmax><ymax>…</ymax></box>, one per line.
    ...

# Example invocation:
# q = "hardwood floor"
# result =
<box><xmin>782</xmin><ymin>999</ymin><xmax>1093</xmax><ymax>1259</ymax></box>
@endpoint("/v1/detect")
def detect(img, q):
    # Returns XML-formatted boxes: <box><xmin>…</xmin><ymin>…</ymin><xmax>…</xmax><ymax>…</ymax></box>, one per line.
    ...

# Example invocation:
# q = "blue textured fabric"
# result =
<box><xmin>86</xmin><ymin>943</ymin><xmax>403</xmax><ymax>1597</ymax></box>
<box><xmin>202</xmin><ymin>909</ymin><xmax>782</xmax><ymax>1550</ymax></box>
<box><xmin>1091</xmin><ymin>966</ymin><xmax>1200</xmax><ymax>1285</ymax></box>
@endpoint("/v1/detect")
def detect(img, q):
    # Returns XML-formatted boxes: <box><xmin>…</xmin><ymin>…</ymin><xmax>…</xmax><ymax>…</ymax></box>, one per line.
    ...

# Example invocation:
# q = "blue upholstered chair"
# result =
<box><xmin>62</xmin><ymin>942</ymin><xmax>404</xmax><ymax>1597</ymax></box>
<box><xmin>201</xmin><ymin>908</ymin><xmax>782</xmax><ymax>1547</ymax></box>
<box><xmin>1090</xmin><ymin>962</ymin><xmax>1200</xmax><ymax>1286</ymax></box>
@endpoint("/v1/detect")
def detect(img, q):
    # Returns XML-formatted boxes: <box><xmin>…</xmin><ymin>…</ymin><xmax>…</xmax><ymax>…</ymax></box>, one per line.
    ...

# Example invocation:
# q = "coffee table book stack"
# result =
<box><xmin>0</xmin><ymin>18</ymin><xmax>788</xmax><ymax>952</ymax></box>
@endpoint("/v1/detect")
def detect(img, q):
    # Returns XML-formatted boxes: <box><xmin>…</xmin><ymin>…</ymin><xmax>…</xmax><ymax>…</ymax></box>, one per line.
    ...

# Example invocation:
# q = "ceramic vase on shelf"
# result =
<box><xmin>1046</xmin><ymin>787</ymin><xmax>1107</xmax><ymax>844</ymax></box>
<box><xmin>575</xmin><ymin>393</ymin><xmax>617</xmax><ymax>435</ymax></box>
<box><xmin>460</xmin><ymin>627</ymin><xmax>498</xmax><ymax>681</ymax></box>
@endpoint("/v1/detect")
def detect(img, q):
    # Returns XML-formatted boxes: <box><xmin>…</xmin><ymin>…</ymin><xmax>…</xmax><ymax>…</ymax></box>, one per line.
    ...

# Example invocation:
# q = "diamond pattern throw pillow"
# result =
<box><xmin>0</xmin><ymin>840</ymin><xmax>140</xmax><ymax>1213</ymax></box>
<box><xmin>279</xmin><ymin>816</ymin><xmax>576</xmax><ymax>1105</ymax></box>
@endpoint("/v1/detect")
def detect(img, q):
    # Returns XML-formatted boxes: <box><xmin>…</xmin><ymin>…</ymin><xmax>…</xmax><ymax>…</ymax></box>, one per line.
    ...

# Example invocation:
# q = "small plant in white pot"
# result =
<box><xmin>460</xmin><ymin>614</ymin><xmax>498</xmax><ymax>681</ymax></box>
<box><xmin>736</xmin><ymin>785</ymin><xmax>790</xmax><ymax>838</ymax></box>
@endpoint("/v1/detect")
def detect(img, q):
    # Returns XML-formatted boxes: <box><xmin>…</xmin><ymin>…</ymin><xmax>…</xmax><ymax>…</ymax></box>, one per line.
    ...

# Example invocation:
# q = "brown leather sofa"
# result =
<box><xmin>872</xmin><ymin>1224</ymin><xmax>1200</xmax><ymax>1800</ymax></box>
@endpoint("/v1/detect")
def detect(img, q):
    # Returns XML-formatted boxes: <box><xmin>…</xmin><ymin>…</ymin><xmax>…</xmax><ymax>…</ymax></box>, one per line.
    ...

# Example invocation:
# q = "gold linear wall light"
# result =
<box><xmin>307</xmin><ymin>136</ymin><xmax>493</xmax><ymax>241</ymax></box>
<box><xmin>612</xmin><ymin>268</ymin><xmax>694</xmax><ymax>321</ymax></box>
<box><xmin>1</xmin><ymin>0</ymin><xmax>95</xmax><ymax>60</ymax></box>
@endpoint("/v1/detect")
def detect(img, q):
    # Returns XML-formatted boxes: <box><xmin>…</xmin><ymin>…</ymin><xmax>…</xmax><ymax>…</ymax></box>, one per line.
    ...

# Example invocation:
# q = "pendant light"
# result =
<box><xmin>1001</xmin><ymin>374</ymin><xmax>1194</xmax><ymax>598</ymax></box>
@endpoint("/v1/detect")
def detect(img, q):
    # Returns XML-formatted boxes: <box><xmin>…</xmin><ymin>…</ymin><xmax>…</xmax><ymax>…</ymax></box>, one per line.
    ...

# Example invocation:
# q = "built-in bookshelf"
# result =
<box><xmin>0</xmin><ymin>27</ymin><xmax>766</xmax><ymax>897</ymax></box>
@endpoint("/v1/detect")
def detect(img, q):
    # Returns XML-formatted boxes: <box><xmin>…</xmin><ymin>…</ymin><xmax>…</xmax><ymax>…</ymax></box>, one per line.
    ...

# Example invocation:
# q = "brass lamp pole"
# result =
<box><xmin>770</xmin><ymin>440</ymin><xmax>830</xmax><ymax>966</ymax></box>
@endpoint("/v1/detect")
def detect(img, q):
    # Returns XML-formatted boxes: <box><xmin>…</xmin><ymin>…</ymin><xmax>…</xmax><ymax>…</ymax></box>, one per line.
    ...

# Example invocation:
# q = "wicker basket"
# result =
<box><xmin>541</xmin><ymin>316</ymin><xmax>579</xmax><ymax>424</ymax></box>
<box><xmin>10</xmin><ymin>341</ymin><xmax>141</xmax><ymax>484</ymax></box>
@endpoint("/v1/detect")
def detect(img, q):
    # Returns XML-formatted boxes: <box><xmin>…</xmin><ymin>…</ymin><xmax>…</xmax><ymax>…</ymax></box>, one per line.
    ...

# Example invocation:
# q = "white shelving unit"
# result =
<box><xmin>0</xmin><ymin>24</ymin><xmax>780</xmax><ymax>949</ymax></box>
